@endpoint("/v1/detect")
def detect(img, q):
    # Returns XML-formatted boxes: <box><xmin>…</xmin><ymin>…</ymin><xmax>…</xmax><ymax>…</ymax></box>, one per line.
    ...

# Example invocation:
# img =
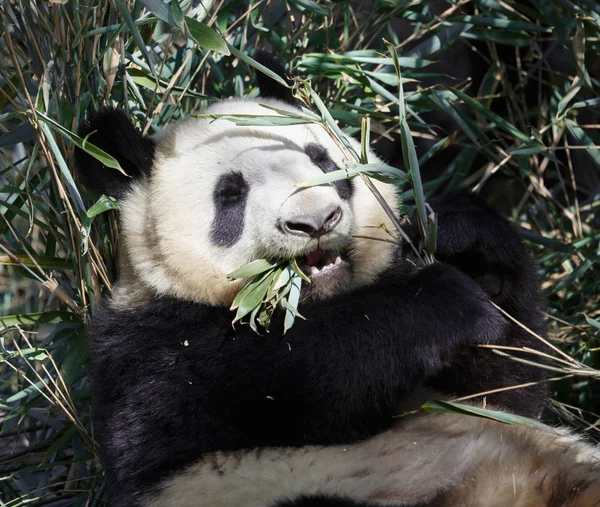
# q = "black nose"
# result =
<box><xmin>282</xmin><ymin>205</ymin><xmax>342</xmax><ymax>238</ymax></box>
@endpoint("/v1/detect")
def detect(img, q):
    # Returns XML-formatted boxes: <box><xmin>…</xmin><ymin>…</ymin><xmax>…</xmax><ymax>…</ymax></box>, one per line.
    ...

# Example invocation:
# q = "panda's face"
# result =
<box><xmin>117</xmin><ymin>100</ymin><xmax>398</xmax><ymax>307</ymax></box>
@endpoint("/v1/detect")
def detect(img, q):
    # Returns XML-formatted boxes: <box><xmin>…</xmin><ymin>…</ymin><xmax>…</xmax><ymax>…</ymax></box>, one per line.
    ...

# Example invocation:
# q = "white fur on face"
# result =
<box><xmin>115</xmin><ymin>99</ymin><xmax>398</xmax><ymax>307</ymax></box>
<box><xmin>144</xmin><ymin>409</ymin><xmax>600</xmax><ymax>507</ymax></box>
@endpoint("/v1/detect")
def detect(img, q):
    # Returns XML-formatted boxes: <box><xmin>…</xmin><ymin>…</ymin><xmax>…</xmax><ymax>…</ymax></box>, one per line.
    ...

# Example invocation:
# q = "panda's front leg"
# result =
<box><xmin>404</xmin><ymin>192</ymin><xmax>549</xmax><ymax>416</ymax></box>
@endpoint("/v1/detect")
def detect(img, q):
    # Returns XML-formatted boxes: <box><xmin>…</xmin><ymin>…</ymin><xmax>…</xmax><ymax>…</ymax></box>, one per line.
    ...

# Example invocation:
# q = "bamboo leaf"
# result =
<box><xmin>423</xmin><ymin>400</ymin><xmax>555</xmax><ymax>433</ymax></box>
<box><xmin>35</xmin><ymin>111</ymin><xmax>124</xmax><ymax>174</ymax></box>
<box><xmin>385</xmin><ymin>40</ymin><xmax>430</xmax><ymax>250</ymax></box>
<box><xmin>227</xmin><ymin>259</ymin><xmax>276</xmax><ymax>280</ymax></box>
<box><xmin>115</xmin><ymin>0</ymin><xmax>157</xmax><ymax>76</ymax></box>
<box><xmin>283</xmin><ymin>275</ymin><xmax>303</xmax><ymax>334</ymax></box>
<box><xmin>185</xmin><ymin>17</ymin><xmax>229</xmax><ymax>55</ymax></box>
<box><xmin>228</xmin><ymin>45</ymin><xmax>289</xmax><ymax>88</ymax></box>
<box><xmin>0</xmin><ymin>312</ymin><xmax>79</xmax><ymax>330</ymax></box>
<box><xmin>86</xmin><ymin>195</ymin><xmax>119</xmax><ymax>219</ymax></box>
<box><xmin>197</xmin><ymin>114</ymin><xmax>314</xmax><ymax>126</ymax></box>
<box><xmin>232</xmin><ymin>270</ymin><xmax>275</xmax><ymax>322</ymax></box>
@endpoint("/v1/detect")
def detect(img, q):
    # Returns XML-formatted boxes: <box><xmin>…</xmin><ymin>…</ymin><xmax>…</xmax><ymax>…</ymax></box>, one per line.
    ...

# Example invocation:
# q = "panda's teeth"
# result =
<box><xmin>334</xmin><ymin>256</ymin><xmax>342</xmax><ymax>265</ymax></box>
<box><xmin>310</xmin><ymin>266</ymin><xmax>320</xmax><ymax>275</ymax></box>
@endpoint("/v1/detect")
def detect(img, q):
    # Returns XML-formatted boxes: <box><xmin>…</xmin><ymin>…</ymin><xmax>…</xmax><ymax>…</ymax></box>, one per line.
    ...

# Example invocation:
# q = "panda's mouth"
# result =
<box><xmin>302</xmin><ymin>247</ymin><xmax>345</xmax><ymax>278</ymax></box>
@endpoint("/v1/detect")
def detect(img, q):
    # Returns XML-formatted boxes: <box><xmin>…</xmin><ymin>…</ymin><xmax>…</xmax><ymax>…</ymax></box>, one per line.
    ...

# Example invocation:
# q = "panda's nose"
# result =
<box><xmin>282</xmin><ymin>205</ymin><xmax>342</xmax><ymax>238</ymax></box>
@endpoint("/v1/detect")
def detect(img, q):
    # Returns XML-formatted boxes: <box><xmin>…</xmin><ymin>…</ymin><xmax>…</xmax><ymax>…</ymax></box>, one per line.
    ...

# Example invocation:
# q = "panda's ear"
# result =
<box><xmin>74</xmin><ymin>108</ymin><xmax>155</xmax><ymax>198</ymax></box>
<box><xmin>254</xmin><ymin>50</ymin><xmax>299</xmax><ymax>106</ymax></box>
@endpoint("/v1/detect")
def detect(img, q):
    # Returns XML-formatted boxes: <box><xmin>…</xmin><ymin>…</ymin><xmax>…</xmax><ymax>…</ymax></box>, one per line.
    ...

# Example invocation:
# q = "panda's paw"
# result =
<box><xmin>413</xmin><ymin>264</ymin><xmax>508</xmax><ymax>351</ymax></box>
<box><xmin>403</xmin><ymin>193</ymin><xmax>532</xmax><ymax>298</ymax></box>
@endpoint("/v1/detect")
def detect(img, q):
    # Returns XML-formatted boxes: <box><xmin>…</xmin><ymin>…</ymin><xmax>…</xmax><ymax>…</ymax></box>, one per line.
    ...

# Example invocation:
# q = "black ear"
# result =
<box><xmin>254</xmin><ymin>50</ymin><xmax>299</xmax><ymax>106</ymax></box>
<box><xmin>74</xmin><ymin>108</ymin><xmax>155</xmax><ymax>198</ymax></box>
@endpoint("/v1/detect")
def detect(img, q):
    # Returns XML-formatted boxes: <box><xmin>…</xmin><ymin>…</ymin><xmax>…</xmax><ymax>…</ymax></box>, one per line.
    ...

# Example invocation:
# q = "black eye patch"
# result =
<box><xmin>211</xmin><ymin>172</ymin><xmax>248</xmax><ymax>247</ymax></box>
<box><xmin>305</xmin><ymin>143</ymin><xmax>353</xmax><ymax>200</ymax></box>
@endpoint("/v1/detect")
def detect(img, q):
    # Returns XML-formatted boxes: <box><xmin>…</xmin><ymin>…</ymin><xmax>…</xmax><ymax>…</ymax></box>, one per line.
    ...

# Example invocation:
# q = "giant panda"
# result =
<box><xmin>74</xmin><ymin>75</ymin><xmax>600</xmax><ymax>506</ymax></box>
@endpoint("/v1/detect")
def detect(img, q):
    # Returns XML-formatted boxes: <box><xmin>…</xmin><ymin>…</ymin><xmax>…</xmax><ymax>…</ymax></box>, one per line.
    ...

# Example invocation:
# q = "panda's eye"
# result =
<box><xmin>305</xmin><ymin>143</ymin><xmax>353</xmax><ymax>200</ymax></box>
<box><xmin>305</xmin><ymin>143</ymin><xmax>336</xmax><ymax>173</ymax></box>
<box><xmin>214</xmin><ymin>172</ymin><xmax>248</xmax><ymax>204</ymax></box>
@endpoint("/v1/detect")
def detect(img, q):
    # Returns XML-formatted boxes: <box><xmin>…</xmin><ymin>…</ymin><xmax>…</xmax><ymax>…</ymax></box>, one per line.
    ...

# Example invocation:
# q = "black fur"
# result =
<box><xmin>254</xmin><ymin>50</ymin><xmax>300</xmax><ymax>106</ymax></box>
<box><xmin>273</xmin><ymin>497</ymin><xmax>372</xmax><ymax>507</ymax></box>
<box><xmin>403</xmin><ymin>193</ymin><xmax>549</xmax><ymax>415</ymax></box>
<box><xmin>211</xmin><ymin>171</ymin><xmax>249</xmax><ymax>246</ymax></box>
<box><xmin>75</xmin><ymin>108</ymin><xmax>155</xmax><ymax>197</ymax></box>
<box><xmin>91</xmin><ymin>246</ymin><xmax>519</xmax><ymax>505</ymax></box>
<box><xmin>305</xmin><ymin>142</ymin><xmax>354</xmax><ymax>199</ymax></box>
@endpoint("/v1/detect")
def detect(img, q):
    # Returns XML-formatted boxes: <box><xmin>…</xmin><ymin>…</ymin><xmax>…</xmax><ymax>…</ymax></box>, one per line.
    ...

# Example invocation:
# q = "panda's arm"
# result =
<box><xmin>91</xmin><ymin>262</ymin><xmax>506</xmax><ymax>457</ymax></box>
<box><xmin>402</xmin><ymin>193</ymin><xmax>549</xmax><ymax>416</ymax></box>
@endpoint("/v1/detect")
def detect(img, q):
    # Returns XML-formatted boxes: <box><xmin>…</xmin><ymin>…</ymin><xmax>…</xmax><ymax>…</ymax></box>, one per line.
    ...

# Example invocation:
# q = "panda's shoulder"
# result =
<box><xmin>89</xmin><ymin>298</ymin><xmax>225</xmax><ymax>365</ymax></box>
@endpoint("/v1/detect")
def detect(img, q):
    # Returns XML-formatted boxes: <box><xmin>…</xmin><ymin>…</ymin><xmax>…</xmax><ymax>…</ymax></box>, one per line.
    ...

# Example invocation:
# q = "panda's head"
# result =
<box><xmin>75</xmin><ymin>99</ymin><xmax>398</xmax><ymax>307</ymax></box>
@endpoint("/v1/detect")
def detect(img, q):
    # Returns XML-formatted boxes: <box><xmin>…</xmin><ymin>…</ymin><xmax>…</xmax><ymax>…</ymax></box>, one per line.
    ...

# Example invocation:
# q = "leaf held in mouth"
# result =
<box><xmin>228</xmin><ymin>259</ymin><xmax>306</xmax><ymax>334</ymax></box>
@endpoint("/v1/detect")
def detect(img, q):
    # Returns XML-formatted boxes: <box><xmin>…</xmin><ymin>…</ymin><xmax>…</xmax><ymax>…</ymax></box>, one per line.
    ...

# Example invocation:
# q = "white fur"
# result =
<box><xmin>144</xmin><ymin>410</ymin><xmax>600</xmax><ymax>507</ymax></box>
<box><xmin>113</xmin><ymin>98</ymin><xmax>397</xmax><ymax>307</ymax></box>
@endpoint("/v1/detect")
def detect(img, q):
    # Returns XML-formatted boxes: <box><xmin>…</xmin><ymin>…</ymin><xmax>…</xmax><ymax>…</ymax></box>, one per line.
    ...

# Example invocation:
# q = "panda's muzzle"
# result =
<box><xmin>278</xmin><ymin>203</ymin><xmax>349</xmax><ymax>282</ymax></box>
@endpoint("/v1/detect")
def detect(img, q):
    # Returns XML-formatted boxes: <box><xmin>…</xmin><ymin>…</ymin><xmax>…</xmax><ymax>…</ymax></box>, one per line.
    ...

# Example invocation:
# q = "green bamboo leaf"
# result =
<box><xmin>86</xmin><ymin>195</ymin><xmax>119</xmax><ymax>219</ymax></box>
<box><xmin>288</xmin><ymin>0</ymin><xmax>331</xmax><ymax>16</ymax></box>
<box><xmin>197</xmin><ymin>114</ymin><xmax>314</xmax><ymax>126</ymax></box>
<box><xmin>171</xmin><ymin>0</ymin><xmax>184</xmax><ymax>30</ymax></box>
<box><xmin>454</xmin><ymin>15</ymin><xmax>551</xmax><ymax>33</ymax></box>
<box><xmin>509</xmin><ymin>143</ymin><xmax>545</xmax><ymax>156</ymax></box>
<box><xmin>228</xmin><ymin>45</ymin><xmax>289</xmax><ymax>88</ymax></box>
<box><xmin>127</xmin><ymin>68</ymin><xmax>209</xmax><ymax>98</ymax></box>
<box><xmin>531</xmin><ymin>127</ymin><xmax>543</xmax><ymax>144</ymax></box>
<box><xmin>5</xmin><ymin>381</ymin><xmax>48</xmax><ymax>402</ymax></box>
<box><xmin>264</xmin><ymin>267</ymin><xmax>284</xmax><ymax>302</ymax></box>
<box><xmin>0</xmin><ymin>312</ymin><xmax>79</xmax><ymax>330</ymax></box>
<box><xmin>570</xmin><ymin>98</ymin><xmax>600</xmax><ymax>109</ymax></box>
<box><xmin>259</xmin><ymin>104</ymin><xmax>321</xmax><ymax>121</ymax></box>
<box><xmin>406</xmin><ymin>23</ymin><xmax>473</xmax><ymax>58</ymax></box>
<box><xmin>283</xmin><ymin>275</ymin><xmax>303</xmax><ymax>334</ymax></box>
<box><xmin>307</xmin><ymin>86</ymin><xmax>360</xmax><ymax>161</ymax></box>
<box><xmin>300</xmin><ymin>51</ymin><xmax>432</xmax><ymax>69</ymax></box>
<box><xmin>290</xmin><ymin>257</ymin><xmax>310</xmax><ymax>283</ymax></box>
<box><xmin>227</xmin><ymin>259</ymin><xmax>276</xmax><ymax>280</ymax></box>
<box><xmin>271</xmin><ymin>265</ymin><xmax>293</xmax><ymax>293</ymax></box>
<box><xmin>185</xmin><ymin>17</ymin><xmax>229</xmax><ymax>55</ymax></box>
<box><xmin>565</xmin><ymin>119</ymin><xmax>600</xmax><ymax>168</ymax></box>
<box><xmin>346</xmin><ymin>161</ymin><xmax>406</xmax><ymax>179</ymax></box>
<box><xmin>418</xmin><ymin>132</ymin><xmax>457</xmax><ymax>166</ymax></box>
<box><xmin>36</xmin><ymin>121</ymin><xmax>85</xmax><ymax>211</ymax></box>
<box><xmin>517</xmin><ymin>228</ymin><xmax>571</xmax><ymax>252</ymax></box>
<box><xmin>115</xmin><ymin>0</ymin><xmax>157</xmax><ymax>77</ymax></box>
<box><xmin>233</xmin><ymin>271</ymin><xmax>275</xmax><ymax>323</ymax></box>
<box><xmin>138</xmin><ymin>0</ymin><xmax>175</xmax><ymax>25</ymax></box>
<box><xmin>423</xmin><ymin>400</ymin><xmax>555</xmax><ymax>433</ymax></box>
<box><xmin>35</xmin><ymin>111</ymin><xmax>124</xmax><ymax>174</ymax></box>
<box><xmin>0</xmin><ymin>253</ymin><xmax>71</xmax><ymax>271</ymax></box>
<box><xmin>296</xmin><ymin>161</ymin><xmax>405</xmax><ymax>189</ymax></box>
<box><xmin>385</xmin><ymin>40</ymin><xmax>429</xmax><ymax>247</ymax></box>
<box><xmin>557</xmin><ymin>79</ymin><xmax>583</xmax><ymax>118</ymax></box>
<box><xmin>584</xmin><ymin>314</ymin><xmax>600</xmax><ymax>332</ymax></box>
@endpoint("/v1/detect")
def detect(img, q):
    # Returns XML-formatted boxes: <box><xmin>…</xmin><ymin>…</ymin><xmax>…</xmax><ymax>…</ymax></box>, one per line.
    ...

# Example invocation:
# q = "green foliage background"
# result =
<box><xmin>1</xmin><ymin>0</ymin><xmax>599</xmax><ymax>504</ymax></box>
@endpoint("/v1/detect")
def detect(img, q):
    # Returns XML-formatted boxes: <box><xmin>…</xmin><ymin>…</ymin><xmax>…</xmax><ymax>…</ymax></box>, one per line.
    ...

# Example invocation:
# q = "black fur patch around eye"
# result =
<box><xmin>211</xmin><ymin>172</ymin><xmax>248</xmax><ymax>247</ymax></box>
<box><xmin>305</xmin><ymin>143</ymin><xmax>353</xmax><ymax>199</ymax></box>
